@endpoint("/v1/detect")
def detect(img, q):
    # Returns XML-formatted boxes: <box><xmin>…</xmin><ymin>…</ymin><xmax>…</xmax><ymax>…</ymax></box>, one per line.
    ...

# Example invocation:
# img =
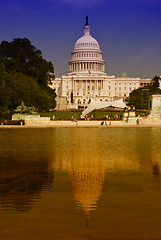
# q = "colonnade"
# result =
<box><xmin>69</xmin><ymin>61</ymin><xmax>105</xmax><ymax>72</ymax></box>
<box><xmin>72</xmin><ymin>79</ymin><xmax>104</xmax><ymax>91</ymax></box>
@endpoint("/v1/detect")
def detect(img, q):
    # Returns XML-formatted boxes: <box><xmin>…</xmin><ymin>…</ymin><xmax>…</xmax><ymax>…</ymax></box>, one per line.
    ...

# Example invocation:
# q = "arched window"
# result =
<box><xmin>83</xmin><ymin>99</ymin><xmax>86</xmax><ymax>104</ymax></box>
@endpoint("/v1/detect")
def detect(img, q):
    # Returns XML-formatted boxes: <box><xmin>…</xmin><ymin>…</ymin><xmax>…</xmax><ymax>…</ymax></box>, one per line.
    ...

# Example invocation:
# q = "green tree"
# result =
<box><xmin>0</xmin><ymin>38</ymin><xmax>56</xmax><ymax>116</ymax></box>
<box><xmin>0</xmin><ymin>38</ymin><xmax>54</xmax><ymax>86</ymax></box>
<box><xmin>151</xmin><ymin>75</ymin><xmax>161</xmax><ymax>89</ymax></box>
<box><xmin>126</xmin><ymin>81</ymin><xmax>161</xmax><ymax>110</ymax></box>
<box><xmin>0</xmin><ymin>73</ymin><xmax>56</xmax><ymax>111</ymax></box>
<box><xmin>0</xmin><ymin>63</ymin><xmax>5</xmax><ymax>87</ymax></box>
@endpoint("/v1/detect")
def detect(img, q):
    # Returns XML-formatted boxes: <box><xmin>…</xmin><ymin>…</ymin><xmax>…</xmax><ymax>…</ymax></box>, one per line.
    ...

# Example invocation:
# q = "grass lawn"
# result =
<box><xmin>40</xmin><ymin>110</ymin><xmax>124</xmax><ymax>120</ymax></box>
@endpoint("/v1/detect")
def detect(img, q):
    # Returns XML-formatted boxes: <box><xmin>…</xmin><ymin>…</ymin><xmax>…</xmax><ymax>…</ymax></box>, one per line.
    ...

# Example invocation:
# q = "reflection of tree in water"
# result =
<box><xmin>0</xmin><ymin>157</ymin><xmax>54</xmax><ymax>212</ymax></box>
<box><xmin>153</xmin><ymin>162</ymin><xmax>160</xmax><ymax>178</ymax></box>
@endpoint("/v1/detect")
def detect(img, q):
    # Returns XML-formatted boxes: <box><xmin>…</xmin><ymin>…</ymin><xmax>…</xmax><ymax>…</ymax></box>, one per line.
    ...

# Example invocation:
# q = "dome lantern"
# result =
<box><xmin>84</xmin><ymin>16</ymin><xmax>90</xmax><ymax>36</ymax></box>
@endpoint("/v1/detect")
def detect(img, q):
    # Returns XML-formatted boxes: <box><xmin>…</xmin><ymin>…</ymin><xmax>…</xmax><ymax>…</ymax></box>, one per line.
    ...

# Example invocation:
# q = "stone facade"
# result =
<box><xmin>51</xmin><ymin>17</ymin><xmax>151</xmax><ymax>110</ymax></box>
<box><xmin>150</xmin><ymin>95</ymin><xmax>161</xmax><ymax>116</ymax></box>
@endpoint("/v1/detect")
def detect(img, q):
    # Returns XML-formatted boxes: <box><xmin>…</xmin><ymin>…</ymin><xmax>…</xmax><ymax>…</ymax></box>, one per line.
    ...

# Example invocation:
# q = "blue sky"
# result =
<box><xmin>0</xmin><ymin>0</ymin><xmax>161</xmax><ymax>78</ymax></box>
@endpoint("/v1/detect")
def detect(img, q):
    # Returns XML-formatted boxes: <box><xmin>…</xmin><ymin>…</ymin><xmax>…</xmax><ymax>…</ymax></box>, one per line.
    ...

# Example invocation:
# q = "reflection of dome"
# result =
<box><xmin>68</xmin><ymin>146</ymin><xmax>105</xmax><ymax>224</ymax></box>
<box><xmin>70</xmin><ymin>171</ymin><xmax>104</xmax><ymax>217</ymax></box>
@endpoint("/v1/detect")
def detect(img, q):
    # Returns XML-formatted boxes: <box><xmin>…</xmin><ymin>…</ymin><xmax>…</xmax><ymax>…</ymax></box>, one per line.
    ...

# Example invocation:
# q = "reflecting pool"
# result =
<box><xmin>0</xmin><ymin>128</ymin><xmax>161</xmax><ymax>239</ymax></box>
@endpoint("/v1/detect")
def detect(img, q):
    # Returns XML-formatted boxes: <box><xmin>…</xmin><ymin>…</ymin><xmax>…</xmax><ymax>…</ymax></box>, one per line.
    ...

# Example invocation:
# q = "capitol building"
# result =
<box><xmin>51</xmin><ymin>17</ymin><xmax>151</xmax><ymax>110</ymax></box>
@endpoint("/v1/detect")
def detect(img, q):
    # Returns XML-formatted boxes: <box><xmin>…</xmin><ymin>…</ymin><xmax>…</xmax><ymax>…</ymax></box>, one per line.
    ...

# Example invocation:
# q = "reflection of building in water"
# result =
<box><xmin>69</xmin><ymin>155</ymin><xmax>105</xmax><ymax>223</ymax></box>
<box><xmin>70</xmin><ymin>170</ymin><xmax>104</xmax><ymax>219</ymax></box>
<box><xmin>52</xmin><ymin>129</ymin><xmax>145</xmax><ymax>223</ymax></box>
<box><xmin>0</xmin><ymin>157</ymin><xmax>54</xmax><ymax>212</ymax></box>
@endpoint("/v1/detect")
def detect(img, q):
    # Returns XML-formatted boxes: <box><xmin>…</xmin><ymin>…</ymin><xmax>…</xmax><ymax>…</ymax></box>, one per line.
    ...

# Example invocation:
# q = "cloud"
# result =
<box><xmin>128</xmin><ymin>0</ymin><xmax>160</xmax><ymax>3</ymax></box>
<box><xmin>49</xmin><ymin>0</ymin><xmax>106</xmax><ymax>8</ymax></box>
<box><xmin>55</xmin><ymin>0</ymin><xmax>161</xmax><ymax>7</ymax></box>
<box><xmin>134</xmin><ymin>47</ymin><xmax>157</xmax><ymax>62</ymax></box>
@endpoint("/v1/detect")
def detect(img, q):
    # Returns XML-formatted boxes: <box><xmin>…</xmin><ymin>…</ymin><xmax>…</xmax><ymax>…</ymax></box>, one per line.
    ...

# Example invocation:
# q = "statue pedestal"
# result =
<box><xmin>12</xmin><ymin>113</ymin><xmax>40</xmax><ymax>121</ymax></box>
<box><xmin>123</xmin><ymin>111</ymin><xmax>137</xmax><ymax>124</ymax></box>
<box><xmin>123</xmin><ymin>111</ymin><xmax>128</xmax><ymax>122</ymax></box>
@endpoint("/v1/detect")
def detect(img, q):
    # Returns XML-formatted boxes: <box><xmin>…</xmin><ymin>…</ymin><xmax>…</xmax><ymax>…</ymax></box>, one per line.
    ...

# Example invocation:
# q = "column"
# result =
<box><xmin>103</xmin><ymin>64</ymin><xmax>105</xmax><ymax>72</ymax></box>
<box><xmin>96</xmin><ymin>80</ymin><xmax>98</xmax><ymax>90</ymax></box>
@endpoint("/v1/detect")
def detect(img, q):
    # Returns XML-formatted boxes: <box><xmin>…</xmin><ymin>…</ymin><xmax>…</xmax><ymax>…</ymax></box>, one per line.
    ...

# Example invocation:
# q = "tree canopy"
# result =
<box><xmin>0</xmin><ymin>38</ymin><xmax>56</xmax><ymax>118</ymax></box>
<box><xmin>126</xmin><ymin>76</ymin><xmax>161</xmax><ymax>110</ymax></box>
<box><xmin>0</xmin><ymin>38</ymin><xmax>54</xmax><ymax>86</ymax></box>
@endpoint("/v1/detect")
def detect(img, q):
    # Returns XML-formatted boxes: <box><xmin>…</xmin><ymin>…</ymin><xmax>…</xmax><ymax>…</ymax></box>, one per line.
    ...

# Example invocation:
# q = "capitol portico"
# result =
<box><xmin>51</xmin><ymin>16</ymin><xmax>151</xmax><ymax>110</ymax></box>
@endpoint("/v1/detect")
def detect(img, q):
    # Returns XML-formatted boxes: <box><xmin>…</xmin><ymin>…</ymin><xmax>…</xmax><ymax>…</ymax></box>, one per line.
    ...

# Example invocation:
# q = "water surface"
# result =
<box><xmin>0</xmin><ymin>128</ymin><xmax>161</xmax><ymax>239</ymax></box>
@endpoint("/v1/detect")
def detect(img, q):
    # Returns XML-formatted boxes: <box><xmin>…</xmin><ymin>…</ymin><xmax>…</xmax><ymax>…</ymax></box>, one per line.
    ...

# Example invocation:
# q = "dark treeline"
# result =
<box><xmin>126</xmin><ymin>76</ymin><xmax>161</xmax><ymax>110</ymax></box>
<box><xmin>0</xmin><ymin>38</ymin><xmax>56</xmax><ymax>118</ymax></box>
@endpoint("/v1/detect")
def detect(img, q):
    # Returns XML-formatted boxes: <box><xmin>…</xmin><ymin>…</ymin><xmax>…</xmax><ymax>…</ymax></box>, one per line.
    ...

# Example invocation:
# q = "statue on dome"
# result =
<box><xmin>85</xmin><ymin>15</ymin><xmax>89</xmax><ymax>26</ymax></box>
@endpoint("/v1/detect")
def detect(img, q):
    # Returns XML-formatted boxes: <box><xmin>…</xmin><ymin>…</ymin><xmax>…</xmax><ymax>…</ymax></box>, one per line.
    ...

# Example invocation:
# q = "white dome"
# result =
<box><xmin>68</xmin><ymin>17</ymin><xmax>105</xmax><ymax>75</ymax></box>
<box><xmin>74</xmin><ymin>35</ymin><xmax>100</xmax><ymax>50</ymax></box>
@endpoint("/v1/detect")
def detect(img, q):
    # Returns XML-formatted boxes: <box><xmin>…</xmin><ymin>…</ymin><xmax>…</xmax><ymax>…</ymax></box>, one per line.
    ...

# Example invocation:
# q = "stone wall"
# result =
<box><xmin>24</xmin><ymin>117</ymin><xmax>51</xmax><ymax>125</ymax></box>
